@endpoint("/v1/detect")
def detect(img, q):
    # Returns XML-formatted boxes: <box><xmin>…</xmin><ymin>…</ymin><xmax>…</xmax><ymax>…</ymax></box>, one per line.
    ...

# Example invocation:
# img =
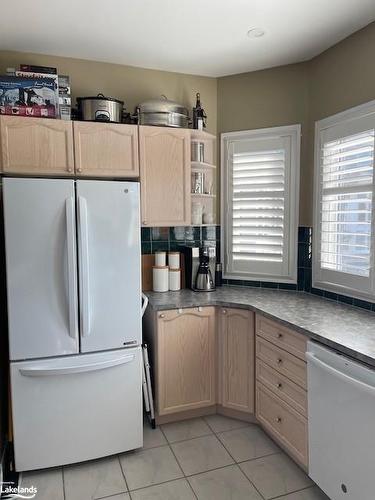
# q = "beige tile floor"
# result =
<box><xmin>21</xmin><ymin>416</ymin><xmax>330</xmax><ymax>500</ymax></box>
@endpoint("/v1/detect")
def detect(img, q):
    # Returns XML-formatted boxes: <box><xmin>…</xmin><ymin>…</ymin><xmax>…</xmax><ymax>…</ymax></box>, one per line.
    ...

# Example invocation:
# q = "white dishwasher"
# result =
<box><xmin>307</xmin><ymin>340</ymin><xmax>375</xmax><ymax>500</ymax></box>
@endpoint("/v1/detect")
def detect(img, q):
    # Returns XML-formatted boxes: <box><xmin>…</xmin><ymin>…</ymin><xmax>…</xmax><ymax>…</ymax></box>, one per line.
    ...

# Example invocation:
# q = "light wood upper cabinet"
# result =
<box><xmin>73</xmin><ymin>122</ymin><xmax>139</xmax><ymax>178</ymax></box>
<box><xmin>219</xmin><ymin>308</ymin><xmax>255</xmax><ymax>414</ymax></box>
<box><xmin>156</xmin><ymin>307</ymin><xmax>216</xmax><ymax>415</ymax></box>
<box><xmin>139</xmin><ymin>125</ymin><xmax>191</xmax><ymax>226</ymax></box>
<box><xmin>0</xmin><ymin>116</ymin><xmax>74</xmax><ymax>175</ymax></box>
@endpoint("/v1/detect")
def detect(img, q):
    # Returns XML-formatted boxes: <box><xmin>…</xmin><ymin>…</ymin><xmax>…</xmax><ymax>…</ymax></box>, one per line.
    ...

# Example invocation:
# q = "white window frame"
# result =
<box><xmin>221</xmin><ymin>124</ymin><xmax>301</xmax><ymax>283</ymax></box>
<box><xmin>313</xmin><ymin>100</ymin><xmax>375</xmax><ymax>302</ymax></box>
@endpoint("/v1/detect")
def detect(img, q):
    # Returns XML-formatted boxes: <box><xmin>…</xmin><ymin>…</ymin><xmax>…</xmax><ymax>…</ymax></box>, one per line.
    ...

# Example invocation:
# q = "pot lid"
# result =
<box><xmin>77</xmin><ymin>93</ymin><xmax>124</xmax><ymax>105</ymax></box>
<box><xmin>138</xmin><ymin>95</ymin><xmax>188</xmax><ymax>116</ymax></box>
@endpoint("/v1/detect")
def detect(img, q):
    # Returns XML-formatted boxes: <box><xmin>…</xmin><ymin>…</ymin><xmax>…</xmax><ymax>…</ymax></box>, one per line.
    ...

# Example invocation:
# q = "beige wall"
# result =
<box><xmin>218</xmin><ymin>21</ymin><xmax>375</xmax><ymax>226</ymax></box>
<box><xmin>1</xmin><ymin>22</ymin><xmax>375</xmax><ymax>224</ymax></box>
<box><xmin>217</xmin><ymin>63</ymin><xmax>310</xmax><ymax>224</ymax></box>
<box><xmin>0</xmin><ymin>51</ymin><xmax>218</xmax><ymax>135</ymax></box>
<box><xmin>305</xmin><ymin>22</ymin><xmax>375</xmax><ymax>224</ymax></box>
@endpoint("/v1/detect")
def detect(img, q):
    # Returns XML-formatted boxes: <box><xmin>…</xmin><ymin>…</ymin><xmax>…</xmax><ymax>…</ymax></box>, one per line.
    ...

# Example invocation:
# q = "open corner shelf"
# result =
<box><xmin>191</xmin><ymin>193</ymin><xmax>216</xmax><ymax>198</ymax></box>
<box><xmin>190</xmin><ymin>129</ymin><xmax>216</xmax><ymax>141</ymax></box>
<box><xmin>191</xmin><ymin>161</ymin><xmax>216</xmax><ymax>170</ymax></box>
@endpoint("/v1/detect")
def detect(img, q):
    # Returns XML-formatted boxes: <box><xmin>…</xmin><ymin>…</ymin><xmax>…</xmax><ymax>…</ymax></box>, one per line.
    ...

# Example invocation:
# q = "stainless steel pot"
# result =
<box><xmin>77</xmin><ymin>94</ymin><xmax>124</xmax><ymax>123</ymax></box>
<box><xmin>137</xmin><ymin>95</ymin><xmax>190</xmax><ymax>128</ymax></box>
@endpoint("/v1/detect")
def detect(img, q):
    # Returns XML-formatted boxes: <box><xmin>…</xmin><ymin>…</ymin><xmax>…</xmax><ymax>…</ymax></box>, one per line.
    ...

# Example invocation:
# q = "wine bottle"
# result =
<box><xmin>192</xmin><ymin>92</ymin><xmax>207</xmax><ymax>130</ymax></box>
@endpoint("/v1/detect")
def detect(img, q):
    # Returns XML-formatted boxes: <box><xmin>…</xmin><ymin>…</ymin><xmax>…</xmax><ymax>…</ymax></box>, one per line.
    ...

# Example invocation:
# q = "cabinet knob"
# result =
<box><xmin>143</xmin><ymin>221</ymin><xmax>148</xmax><ymax>225</ymax></box>
<box><xmin>276</xmin><ymin>417</ymin><xmax>282</xmax><ymax>423</ymax></box>
<box><xmin>198</xmin><ymin>307</ymin><xmax>202</xmax><ymax>312</ymax></box>
<box><xmin>277</xmin><ymin>333</ymin><xmax>283</xmax><ymax>339</ymax></box>
<box><xmin>222</xmin><ymin>309</ymin><xmax>227</xmax><ymax>314</ymax></box>
<box><xmin>77</xmin><ymin>167</ymin><xmax>82</xmax><ymax>173</ymax></box>
<box><xmin>277</xmin><ymin>358</ymin><xmax>283</xmax><ymax>364</ymax></box>
<box><xmin>67</xmin><ymin>167</ymin><xmax>72</xmax><ymax>173</ymax></box>
<box><xmin>277</xmin><ymin>382</ymin><xmax>282</xmax><ymax>389</ymax></box>
<box><xmin>159</xmin><ymin>314</ymin><xmax>165</xmax><ymax>318</ymax></box>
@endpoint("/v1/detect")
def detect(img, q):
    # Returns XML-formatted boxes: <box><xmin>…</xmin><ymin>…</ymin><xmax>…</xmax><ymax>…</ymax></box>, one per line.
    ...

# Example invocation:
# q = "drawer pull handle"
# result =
<box><xmin>277</xmin><ymin>333</ymin><xmax>283</xmax><ymax>339</ymax></box>
<box><xmin>223</xmin><ymin>309</ymin><xmax>227</xmax><ymax>314</ymax></box>
<box><xmin>276</xmin><ymin>417</ymin><xmax>282</xmax><ymax>423</ymax></box>
<box><xmin>277</xmin><ymin>358</ymin><xmax>283</xmax><ymax>364</ymax></box>
<box><xmin>159</xmin><ymin>314</ymin><xmax>165</xmax><ymax>318</ymax></box>
<box><xmin>277</xmin><ymin>383</ymin><xmax>282</xmax><ymax>389</ymax></box>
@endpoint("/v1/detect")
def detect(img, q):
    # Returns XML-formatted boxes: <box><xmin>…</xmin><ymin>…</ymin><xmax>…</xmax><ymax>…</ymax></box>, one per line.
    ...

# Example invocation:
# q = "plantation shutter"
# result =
<box><xmin>222</xmin><ymin>126</ymin><xmax>300</xmax><ymax>282</ymax></box>
<box><xmin>314</xmin><ymin>104</ymin><xmax>375</xmax><ymax>299</ymax></box>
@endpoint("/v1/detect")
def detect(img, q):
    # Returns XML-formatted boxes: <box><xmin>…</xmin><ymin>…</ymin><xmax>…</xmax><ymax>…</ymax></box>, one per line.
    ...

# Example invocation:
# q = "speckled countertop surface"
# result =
<box><xmin>146</xmin><ymin>286</ymin><xmax>375</xmax><ymax>367</ymax></box>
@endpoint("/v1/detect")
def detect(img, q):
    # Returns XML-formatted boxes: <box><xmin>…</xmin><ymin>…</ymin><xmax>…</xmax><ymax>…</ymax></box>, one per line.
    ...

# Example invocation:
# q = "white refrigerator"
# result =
<box><xmin>3</xmin><ymin>178</ymin><xmax>143</xmax><ymax>471</ymax></box>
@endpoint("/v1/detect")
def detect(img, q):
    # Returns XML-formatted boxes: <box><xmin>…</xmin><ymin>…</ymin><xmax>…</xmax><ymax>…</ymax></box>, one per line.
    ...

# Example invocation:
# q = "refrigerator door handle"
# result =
<box><xmin>78</xmin><ymin>196</ymin><xmax>91</xmax><ymax>337</ymax></box>
<box><xmin>65</xmin><ymin>197</ymin><xmax>79</xmax><ymax>341</ymax></box>
<box><xmin>19</xmin><ymin>353</ymin><xmax>135</xmax><ymax>377</ymax></box>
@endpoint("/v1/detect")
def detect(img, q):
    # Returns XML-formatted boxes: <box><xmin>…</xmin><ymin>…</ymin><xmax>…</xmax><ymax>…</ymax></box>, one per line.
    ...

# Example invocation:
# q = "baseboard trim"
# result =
<box><xmin>155</xmin><ymin>405</ymin><xmax>257</xmax><ymax>425</ymax></box>
<box><xmin>155</xmin><ymin>405</ymin><xmax>217</xmax><ymax>425</ymax></box>
<box><xmin>216</xmin><ymin>405</ymin><xmax>257</xmax><ymax>423</ymax></box>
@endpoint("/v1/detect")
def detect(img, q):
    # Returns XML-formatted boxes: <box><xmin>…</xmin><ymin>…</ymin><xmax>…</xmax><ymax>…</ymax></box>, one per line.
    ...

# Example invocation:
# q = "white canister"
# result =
<box><xmin>168</xmin><ymin>252</ymin><xmax>180</xmax><ymax>270</ymax></box>
<box><xmin>154</xmin><ymin>251</ymin><xmax>166</xmax><ymax>267</ymax></box>
<box><xmin>153</xmin><ymin>266</ymin><xmax>169</xmax><ymax>292</ymax></box>
<box><xmin>169</xmin><ymin>268</ymin><xmax>181</xmax><ymax>291</ymax></box>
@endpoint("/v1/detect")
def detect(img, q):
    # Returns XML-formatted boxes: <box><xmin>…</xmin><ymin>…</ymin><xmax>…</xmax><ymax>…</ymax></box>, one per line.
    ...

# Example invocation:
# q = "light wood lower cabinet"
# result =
<box><xmin>256</xmin><ymin>359</ymin><xmax>307</xmax><ymax>417</ymax></box>
<box><xmin>143</xmin><ymin>306</ymin><xmax>310</xmax><ymax>470</ymax></box>
<box><xmin>0</xmin><ymin>116</ymin><xmax>74</xmax><ymax>175</ymax></box>
<box><xmin>73</xmin><ymin>122</ymin><xmax>139</xmax><ymax>177</ymax></box>
<box><xmin>256</xmin><ymin>383</ymin><xmax>308</xmax><ymax>467</ymax></box>
<box><xmin>139</xmin><ymin>125</ymin><xmax>191</xmax><ymax>227</ymax></box>
<box><xmin>219</xmin><ymin>308</ymin><xmax>255</xmax><ymax>414</ymax></box>
<box><xmin>255</xmin><ymin>313</ymin><xmax>308</xmax><ymax>469</ymax></box>
<box><xmin>155</xmin><ymin>307</ymin><xmax>216</xmax><ymax>416</ymax></box>
<box><xmin>256</xmin><ymin>337</ymin><xmax>307</xmax><ymax>389</ymax></box>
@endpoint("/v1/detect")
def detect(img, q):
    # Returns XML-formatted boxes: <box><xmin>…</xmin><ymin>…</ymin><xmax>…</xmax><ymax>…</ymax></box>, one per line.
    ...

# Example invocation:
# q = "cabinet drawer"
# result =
<box><xmin>256</xmin><ymin>315</ymin><xmax>307</xmax><ymax>360</ymax></box>
<box><xmin>256</xmin><ymin>359</ymin><xmax>307</xmax><ymax>417</ymax></box>
<box><xmin>256</xmin><ymin>382</ymin><xmax>308</xmax><ymax>468</ymax></box>
<box><xmin>256</xmin><ymin>337</ymin><xmax>307</xmax><ymax>389</ymax></box>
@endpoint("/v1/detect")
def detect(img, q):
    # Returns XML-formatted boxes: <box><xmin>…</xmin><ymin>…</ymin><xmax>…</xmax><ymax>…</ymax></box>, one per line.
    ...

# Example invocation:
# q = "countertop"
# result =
<box><xmin>145</xmin><ymin>286</ymin><xmax>375</xmax><ymax>367</ymax></box>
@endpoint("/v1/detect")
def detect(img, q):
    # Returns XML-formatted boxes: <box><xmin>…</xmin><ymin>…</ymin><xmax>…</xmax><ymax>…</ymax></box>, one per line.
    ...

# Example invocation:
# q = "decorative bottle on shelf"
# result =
<box><xmin>192</xmin><ymin>92</ymin><xmax>207</xmax><ymax>130</ymax></box>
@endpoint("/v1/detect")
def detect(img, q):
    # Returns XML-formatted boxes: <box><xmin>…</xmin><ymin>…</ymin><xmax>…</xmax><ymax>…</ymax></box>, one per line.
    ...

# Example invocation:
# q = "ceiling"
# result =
<box><xmin>1</xmin><ymin>0</ymin><xmax>374</xmax><ymax>77</ymax></box>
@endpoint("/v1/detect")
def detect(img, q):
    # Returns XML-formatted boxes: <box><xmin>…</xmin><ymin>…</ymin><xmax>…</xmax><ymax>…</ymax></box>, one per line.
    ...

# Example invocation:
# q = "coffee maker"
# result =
<box><xmin>183</xmin><ymin>245</ymin><xmax>216</xmax><ymax>292</ymax></box>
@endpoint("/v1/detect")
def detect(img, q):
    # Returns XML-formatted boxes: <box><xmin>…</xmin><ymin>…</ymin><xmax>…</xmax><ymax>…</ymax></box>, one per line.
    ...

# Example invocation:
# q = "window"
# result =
<box><xmin>221</xmin><ymin>125</ymin><xmax>300</xmax><ymax>283</ymax></box>
<box><xmin>313</xmin><ymin>100</ymin><xmax>375</xmax><ymax>301</ymax></box>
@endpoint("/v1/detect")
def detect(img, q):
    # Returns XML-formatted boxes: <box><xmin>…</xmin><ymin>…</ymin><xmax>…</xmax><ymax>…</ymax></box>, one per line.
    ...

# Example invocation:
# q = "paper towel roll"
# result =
<box><xmin>153</xmin><ymin>266</ymin><xmax>169</xmax><ymax>292</ymax></box>
<box><xmin>168</xmin><ymin>252</ymin><xmax>180</xmax><ymax>270</ymax></box>
<box><xmin>169</xmin><ymin>268</ymin><xmax>181</xmax><ymax>291</ymax></box>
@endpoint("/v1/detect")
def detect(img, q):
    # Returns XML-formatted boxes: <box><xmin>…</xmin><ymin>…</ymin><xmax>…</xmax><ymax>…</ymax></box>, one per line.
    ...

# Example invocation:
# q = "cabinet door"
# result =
<box><xmin>73</xmin><ymin>122</ymin><xmax>139</xmax><ymax>178</ymax></box>
<box><xmin>157</xmin><ymin>307</ymin><xmax>215</xmax><ymax>415</ymax></box>
<box><xmin>139</xmin><ymin>126</ymin><xmax>191</xmax><ymax>226</ymax></box>
<box><xmin>219</xmin><ymin>308</ymin><xmax>255</xmax><ymax>414</ymax></box>
<box><xmin>0</xmin><ymin>116</ymin><xmax>74</xmax><ymax>175</ymax></box>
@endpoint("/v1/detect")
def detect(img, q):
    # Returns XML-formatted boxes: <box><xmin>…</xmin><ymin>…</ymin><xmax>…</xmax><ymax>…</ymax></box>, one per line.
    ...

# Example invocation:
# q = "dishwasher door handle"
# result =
<box><xmin>306</xmin><ymin>351</ymin><xmax>375</xmax><ymax>395</ymax></box>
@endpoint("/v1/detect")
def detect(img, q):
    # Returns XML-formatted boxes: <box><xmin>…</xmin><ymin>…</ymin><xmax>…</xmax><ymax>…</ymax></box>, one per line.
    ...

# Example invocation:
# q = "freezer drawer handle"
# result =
<box><xmin>65</xmin><ymin>197</ymin><xmax>79</xmax><ymax>342</ymax></box>
<box><xmin>78</xmin><ymin>196</ymin><xmax>91</xmax><ymax>337</ymax></box>
<box><xmin>306</xmin><ymin>351</ymin><xmax>375</xmax><ymax>395</ymax></box>
<box><xmin>19</xmin><ymin>354</ymin><xmax>135</xmax><ymax>377</ymax></box>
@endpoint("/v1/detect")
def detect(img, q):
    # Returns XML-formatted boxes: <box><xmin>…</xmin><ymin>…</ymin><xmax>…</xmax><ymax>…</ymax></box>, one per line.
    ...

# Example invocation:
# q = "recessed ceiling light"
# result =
<box><xmin>247</xmin><ymin>28</ymin><xmax>265</xmax><ymax>38</ymax></box>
